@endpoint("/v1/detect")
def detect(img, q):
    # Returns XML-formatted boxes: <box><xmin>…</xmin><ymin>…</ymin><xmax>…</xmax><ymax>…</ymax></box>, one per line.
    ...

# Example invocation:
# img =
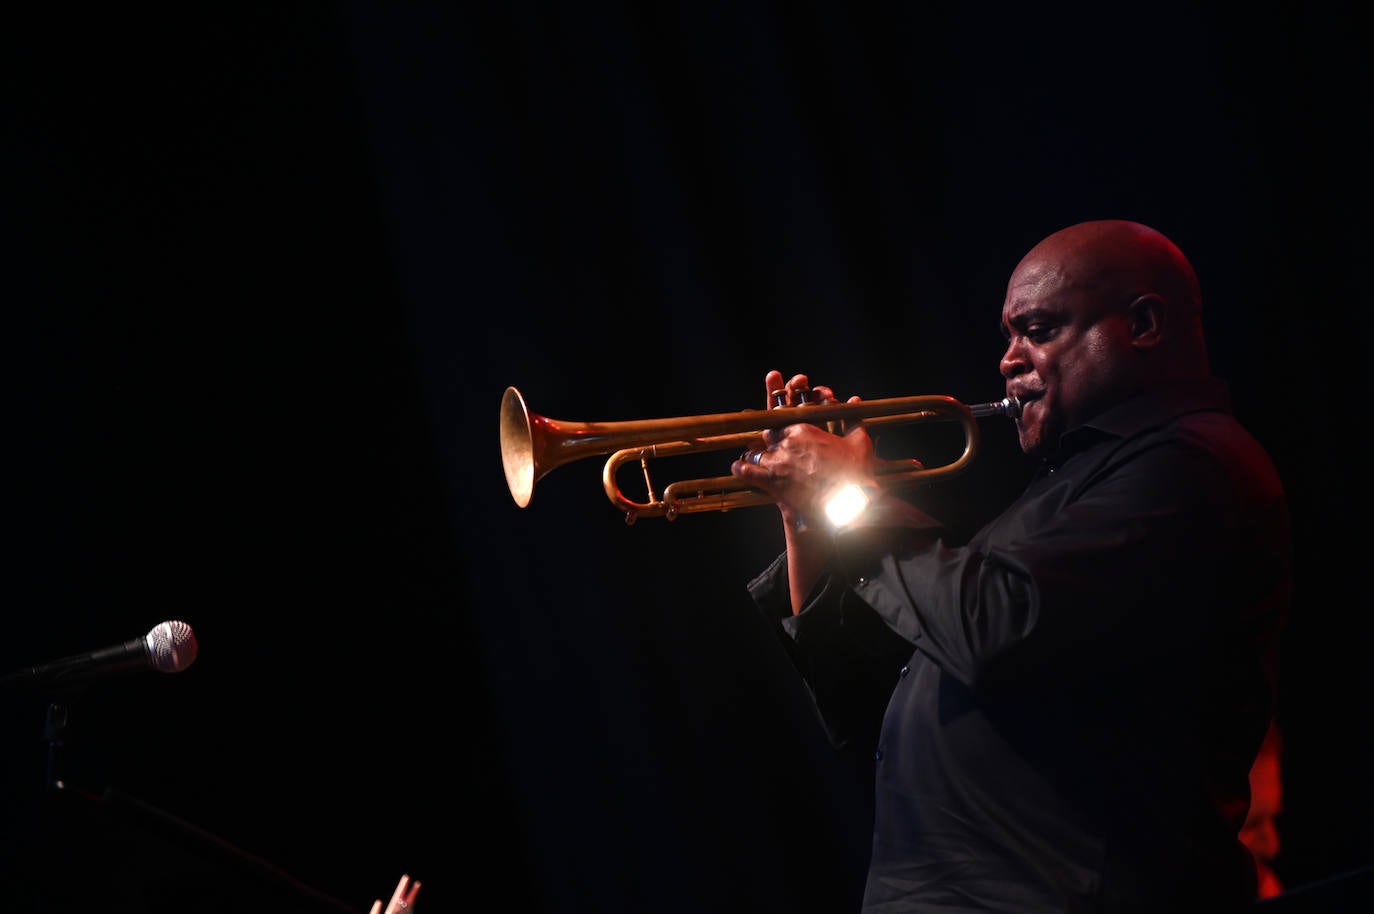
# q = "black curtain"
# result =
<box><xmin>2</xmin><ymin>3</ymin><xmax>1369</xmax><ymax>912</ymax></box>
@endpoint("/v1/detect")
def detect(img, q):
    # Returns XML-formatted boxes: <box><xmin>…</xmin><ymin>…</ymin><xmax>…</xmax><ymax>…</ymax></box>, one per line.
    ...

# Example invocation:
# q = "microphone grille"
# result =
<box><xmin>145</xmin><ymin>620</ymin><xmax>199</xmax><ymax>673</ymax></box>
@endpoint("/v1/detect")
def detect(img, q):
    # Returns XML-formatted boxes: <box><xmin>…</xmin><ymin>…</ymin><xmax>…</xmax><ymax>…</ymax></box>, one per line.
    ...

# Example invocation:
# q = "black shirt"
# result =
<box><xmin>748</xmin><ymin>380</ymin><xmax>1290</xmax><ymax>913</ymax></box>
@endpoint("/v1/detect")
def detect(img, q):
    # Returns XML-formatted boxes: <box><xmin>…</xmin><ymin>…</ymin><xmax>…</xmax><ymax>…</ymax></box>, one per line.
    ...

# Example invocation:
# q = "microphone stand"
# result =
<box><xmin>20</xmin><ymin>686</ymin><xmax>357</xmax><ymax>914</ymax></box>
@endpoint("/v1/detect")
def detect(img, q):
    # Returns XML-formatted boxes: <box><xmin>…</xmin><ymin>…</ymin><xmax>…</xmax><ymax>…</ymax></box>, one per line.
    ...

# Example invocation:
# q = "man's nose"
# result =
<box><xmin>1000</xmin><ymin>340</ymin><xmax>1029</xmax><ymax>378</ymax></box>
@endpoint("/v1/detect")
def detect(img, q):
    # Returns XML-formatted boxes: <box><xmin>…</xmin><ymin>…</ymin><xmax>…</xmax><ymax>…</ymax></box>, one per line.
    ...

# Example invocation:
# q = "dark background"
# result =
<box><xmin>2</xmin><ymin>3</ymin><xmax>1370</xmax><ymax>912</ymax></box>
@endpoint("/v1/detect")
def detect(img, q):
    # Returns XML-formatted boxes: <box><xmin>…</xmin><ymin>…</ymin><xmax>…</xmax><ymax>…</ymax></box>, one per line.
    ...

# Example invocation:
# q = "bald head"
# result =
<box><xmin>999</xmin><ymin>221</ymin><xmax>1211</xmax><ymax>455</ymax></box>
<box><xmin>1013</xmin><ymin>220</ymin><xmax>1209</xmax><ymax>377</ymax></box>
<box><xmin>1025</xmin><ymin>219</ymin><xmax>1202</xmax><ymax>323</ymax></box>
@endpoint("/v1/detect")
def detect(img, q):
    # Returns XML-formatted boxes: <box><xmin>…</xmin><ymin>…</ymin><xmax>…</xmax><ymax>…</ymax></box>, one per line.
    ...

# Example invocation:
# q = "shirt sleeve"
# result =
<box><xmin>829</xmin><ymin>432</ymin><xmax>1287</xmax><ymax>697</ymax></box>
<box><xmin>746</xmin><ymin>501</ymin><xmax>939</xmax><ymax>752</ymax></box>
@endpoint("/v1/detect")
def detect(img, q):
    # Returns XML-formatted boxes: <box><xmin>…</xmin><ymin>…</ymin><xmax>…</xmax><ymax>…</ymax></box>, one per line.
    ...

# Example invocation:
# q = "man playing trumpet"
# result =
<box><xmin>732</xmin><ymin>220</ymin><xmax>1290</xmax><ymax>913</ymax></box>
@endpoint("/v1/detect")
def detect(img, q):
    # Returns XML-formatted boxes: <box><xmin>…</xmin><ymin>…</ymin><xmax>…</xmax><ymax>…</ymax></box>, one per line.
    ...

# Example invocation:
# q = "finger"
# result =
<box><xmin>735</xmin><ymin>447</ymin><xmax>766</xmax><ymax>470</ymax></box>
<box><xmin>808</xmin><ymin>385</ymin><xmax>839</xmax><ymax>433</ymax></box>
<box><xmin>762</xmin><ymin>419</ymin><xmax>798</xmax><ymax>448</ymax></box>
<box><xmin>369</xmin><ymin>904</ymin><xmax>382</xmax><ymax>914</ymax></box>
<box><xmin>785</xmin><ymin>374</ymin><xmax>810</xmax><ymax>405</ymax></box>
<box><xmin>840</xmin><ymin>393</ymin><xmax>863</xmax><ymax>434</ymax></box>
<box><xmin>733</xmin><ymin>451</ymin><xmax>766</xmax><ymax>478</ymax></box>
<box><xmin>732</xmin><ymin>449</ymin><xmax>777</xmax><ymax>485</ymax></box>
<box><xmin>387</xmin><ymin>876</ymin><xmax>409</xmax><ymax>911</ymax></box>
<box><xmin>764</xmin><ymin>370</ymin><xmax>784</xmax><ymax>408</ymax></box>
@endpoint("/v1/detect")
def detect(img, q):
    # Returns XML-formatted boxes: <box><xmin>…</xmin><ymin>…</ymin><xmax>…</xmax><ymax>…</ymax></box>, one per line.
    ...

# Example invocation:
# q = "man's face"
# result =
<box><xmin>999</xmin><ymin>254</ymin><xmax>1134</xmax><ymax>457</ymax></box>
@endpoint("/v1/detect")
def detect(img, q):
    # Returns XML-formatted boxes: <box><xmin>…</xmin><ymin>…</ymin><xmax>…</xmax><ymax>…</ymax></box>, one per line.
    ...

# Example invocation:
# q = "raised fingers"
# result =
<box><xmin>783</xmin><ymin>373</ymin><xmax>811</xmax><ymax>405</ymax></box>
<box><xmin>763</xmin><ymin>369</ymin><xmax>785</xmax><ymax>408</ymax></box>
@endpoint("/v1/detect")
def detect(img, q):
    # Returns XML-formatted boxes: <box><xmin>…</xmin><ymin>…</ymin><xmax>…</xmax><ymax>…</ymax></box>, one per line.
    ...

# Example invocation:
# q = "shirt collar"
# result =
<box><xmin>1050</xmin><ymin>378</ymin><xmax>1233</xmax><ymax>461</ymax></box>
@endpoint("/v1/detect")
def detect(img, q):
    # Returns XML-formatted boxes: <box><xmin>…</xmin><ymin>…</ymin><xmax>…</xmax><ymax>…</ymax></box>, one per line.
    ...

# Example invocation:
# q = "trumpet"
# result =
<box><xmin>500</xmin><ymin>385</ymin><xmax>1020</xmax><ymax>524</ymax></box>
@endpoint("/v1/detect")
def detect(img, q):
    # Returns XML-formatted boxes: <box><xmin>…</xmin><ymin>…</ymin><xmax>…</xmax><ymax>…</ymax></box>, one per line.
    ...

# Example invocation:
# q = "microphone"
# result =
<box><xmin>1</xmin><ymin>620</ymin><xmax>199</xmax><ymax>688</ymax></box>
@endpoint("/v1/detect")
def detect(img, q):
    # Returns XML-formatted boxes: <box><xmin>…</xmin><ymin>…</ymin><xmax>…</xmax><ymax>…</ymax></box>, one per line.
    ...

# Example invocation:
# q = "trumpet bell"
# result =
<box><xmin>500</xmin><ymin>386</ymin><xmax>538</xmax><ymax>508</ymax></box>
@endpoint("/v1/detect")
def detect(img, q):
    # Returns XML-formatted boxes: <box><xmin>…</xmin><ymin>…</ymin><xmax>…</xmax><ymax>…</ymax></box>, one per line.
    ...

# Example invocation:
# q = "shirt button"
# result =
<box><xmin>856</xmin><ymin>576</ymin><xmax>867</xmax><ymax>586</ymax></box>
<box><xmin>874</xmin><ymin>749</ymin><xmax>884</xmax><ymax>762</ymax></box>
<box><xmin>899</xmin><ymin>666</ymin><xmax>909</xmax><ymax>678</ymax></box>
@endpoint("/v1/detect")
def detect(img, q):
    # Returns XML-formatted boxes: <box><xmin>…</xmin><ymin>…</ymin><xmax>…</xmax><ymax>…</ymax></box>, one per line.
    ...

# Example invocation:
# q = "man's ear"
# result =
<box><xmin>1127</xmin><ymin>293</ymin><xmax>1164</xmax><ymax>349</ymax></box>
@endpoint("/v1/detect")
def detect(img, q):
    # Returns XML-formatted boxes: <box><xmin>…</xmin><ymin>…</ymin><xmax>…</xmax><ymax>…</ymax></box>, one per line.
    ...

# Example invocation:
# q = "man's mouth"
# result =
<box><xmin>1009</xmin><ymin>391</ymin><xmax>1043</xmax><ymax>425</ymax></box>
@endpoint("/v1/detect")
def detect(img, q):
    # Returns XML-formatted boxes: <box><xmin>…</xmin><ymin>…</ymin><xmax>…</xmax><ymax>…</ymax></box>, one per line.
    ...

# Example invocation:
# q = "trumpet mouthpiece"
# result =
<box><xmin>970</xmin><ymin>396</ymin><xmax>1021</xmax><ymax>420</ymax></box>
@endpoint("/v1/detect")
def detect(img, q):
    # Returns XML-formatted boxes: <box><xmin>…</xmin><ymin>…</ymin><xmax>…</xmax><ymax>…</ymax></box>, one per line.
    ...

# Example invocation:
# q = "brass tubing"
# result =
<box><xmin>500</xmin><ymin>385</ymin><xmax>1019</xmax><ymax>519</ymax></box>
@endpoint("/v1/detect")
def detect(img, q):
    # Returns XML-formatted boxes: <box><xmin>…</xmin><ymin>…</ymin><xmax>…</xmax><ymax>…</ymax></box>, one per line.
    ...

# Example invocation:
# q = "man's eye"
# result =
<box><xmin>1024</xmin><ymin>325</ymin><xmax>1056</xmax><ymax>343</ymax></box>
